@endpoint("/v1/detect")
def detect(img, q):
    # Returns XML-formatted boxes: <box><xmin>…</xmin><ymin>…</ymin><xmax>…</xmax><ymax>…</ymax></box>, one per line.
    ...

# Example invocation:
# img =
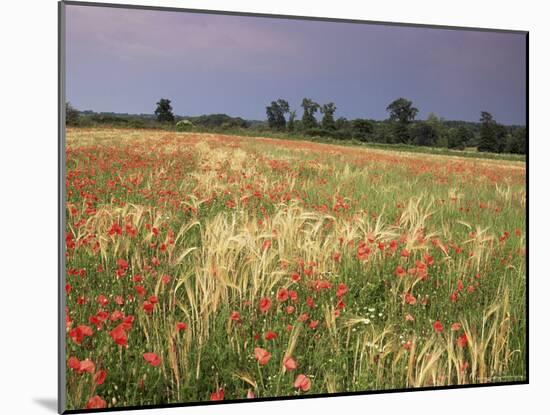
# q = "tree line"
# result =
<box><xmin>65</xmin><ymin>96</ymin><xmax>526</xmax><ymax>155</ymax></box>
<box><xmin>264</xmin><ymin>97</ymin><xmax>526</xmax><ymax>154</ymax></box>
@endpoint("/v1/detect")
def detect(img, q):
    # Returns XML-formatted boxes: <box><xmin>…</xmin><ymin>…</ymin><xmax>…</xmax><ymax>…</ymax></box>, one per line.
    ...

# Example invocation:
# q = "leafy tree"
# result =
<box><xmin>301</xmin><ymin>98</ymin><xmax>320</xmax><ymax>129</ymax></box>
<box><xmin>478</xmin><ymin>111</ymin><xmax>498</xmax><ymax>152</ymax></box>
<box><xmin>351</xmin><ymin>119</ymin><xmax>374</xmax><ymax>142</ymax></box>
<box><xmin>412</xmin><ymin>121</ymin><xmax>438</xmax><ymax>146</ymax></box>
<box><xmin>320</xmin><ymin>102</ymin><xmax>337</xmax><ymax>130</ymax></box>
<box><xmin>448</xmin><ymin>126</ymin><xmax>473</xmax><ymax>150</ymax></box>
<box><xmin>386</xmin><ymin>98</ymin><xmax>418</xmax><ymax>143</ymax></box>
<box><xmin>287</xmin><ymin>110</ymin><xmax>297</xmax><ymax>132</ymax></box>
<box><xmin>154</xmin><ymin>98</ymin><xmax>175</xmax><ymax>122</ymax></box>
<box><xmin>266</xmin><ymin>99</ymin><xmax>290</xmax><ymax>130</ymax></box>
<box><xmin>66</xmin><ymin>102</ymin><xmax>80</xmax><ymax>126</ymax></box>
<box><xmin>505</xmin><ymin>127</ymin><xmax>527</xmax><ymax>154</ymax></box>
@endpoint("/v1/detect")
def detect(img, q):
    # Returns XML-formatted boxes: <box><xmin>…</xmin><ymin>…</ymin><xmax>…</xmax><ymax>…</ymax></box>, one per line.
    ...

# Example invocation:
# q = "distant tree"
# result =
<box><xmin>412</xmin><ymin>121</ymin><xmax>438</xmax><ymax>146</ymax></box>
<box><xmin>478</xmin><ymin>111</ymin><xmax>498</xmax><ymax>152</ymax></box>
<box><xmin>505</xmin><ymin>127</ymin><xmax>527</xmax><ymax>154</ymax></box>
<box><xmin>66</xmin><ymin>102</ymin><xmax>80</xmax><ymax>126</ymax></box>
<box><xmin>386</xmin><ymin>98</ymin><xmax>418</xmax><ymax>143</ymax></box>
<box><xmin>448</xmin><ymin>126</ymin><xmax>473</xmax><ymax>150</ymax></box>
<box><xmin>266</xmin><ymin>99</ymin><xmax>289</xmax><ymax>130</ymax></box>
<box><xmin>351</xmin><ymin>119</ymin><xmax>374</xmax><ymax>142</ymax></box>
<box><xmin>287</xmin><ymin>110</ymin><xmax>297</xmax><ymax>132</ymax></box>
<box><xmin>320</xmin><ymin>102</ymin><xmax>337</xmax><ymax>130</ymax></box>
<box><xmin>301</xmin><ymin>98</ymin><xmax>320</xmax><ymax>129</ymax></box>
<box><xmin>154</xmin><ymin>98</ymin><xmax>175</xmax><ymax>122</ymax></box>
<box><xmin>335</xmin><ymin>117</ymin><xmax>349</xmax><ymax>130</ymax></box>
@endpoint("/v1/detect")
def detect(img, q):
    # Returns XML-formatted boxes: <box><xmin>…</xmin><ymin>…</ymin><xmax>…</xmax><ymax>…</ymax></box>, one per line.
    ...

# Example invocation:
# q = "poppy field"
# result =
<box><xmin>64</xmin><ymin>128</ymin><xmax>526</xmax><ymax>410</ymax></box>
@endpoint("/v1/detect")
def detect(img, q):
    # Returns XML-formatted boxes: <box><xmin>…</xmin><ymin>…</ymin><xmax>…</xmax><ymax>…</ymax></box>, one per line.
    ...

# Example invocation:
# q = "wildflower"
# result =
<box><xmin>294</xmin><ymin>374</ymin><xmax>311</xmax><ymax>392</ymax></box>
<box><xmin>254</xmin><ymin>347</ymin><xmax>271</xmax><ymax>365</ymax></box>
<box><xmin>210</xmin><ymin>389</ymin><xmax>224</xmax><ymax>401</ymax></box>
<box><xmin>143</xmin><ymin>352</ymin><xmax>161</xmax><ymax>367</ymax></box>
<box><xmin>86</xmin><ymin>396</ymin><xmax>107</xmax><ymax>409</ymax></box>
<box><xmin>259</xmin><ymin>297</ymin><xmax>272</xmax><ymax>313</ymax></box>
<box><xmin>94</xmin><ymin>370</ymin><xmax>107</xmax><ymax>385</ymax></box>
<box><xmin>283</xmin><ymin>356</ymin><xmax>297</xmax><ymax>371</ymax></box>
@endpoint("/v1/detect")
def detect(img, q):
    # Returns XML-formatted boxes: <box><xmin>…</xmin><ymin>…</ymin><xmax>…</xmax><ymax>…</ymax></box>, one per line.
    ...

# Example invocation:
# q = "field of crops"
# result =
<box><xmin>64</xmin><ymin>128</ymin><xmax>526</xmax><ymax>410</ymax></box>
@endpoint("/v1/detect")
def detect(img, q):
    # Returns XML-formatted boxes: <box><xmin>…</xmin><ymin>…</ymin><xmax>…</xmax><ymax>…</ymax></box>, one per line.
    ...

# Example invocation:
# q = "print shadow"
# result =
<box><xmin>34</xmin><ymin>398</ymin><xmax>57</xmax><ymax>413</ymax></box>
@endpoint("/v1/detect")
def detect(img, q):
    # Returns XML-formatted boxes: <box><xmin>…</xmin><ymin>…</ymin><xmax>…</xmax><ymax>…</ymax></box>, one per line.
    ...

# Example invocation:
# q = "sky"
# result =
<box><xmin>65</xmin><ymin>4</ymin><xmax>527</xmax><ymax>125</ymax></box>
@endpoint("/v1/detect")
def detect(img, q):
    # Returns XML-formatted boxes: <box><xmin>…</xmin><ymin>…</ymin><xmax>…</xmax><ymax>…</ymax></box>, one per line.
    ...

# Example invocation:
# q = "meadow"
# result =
<box><xmin>64</xmin><ymin>127</ymin><xmax>526</xmax><ymax>410</ymax></box>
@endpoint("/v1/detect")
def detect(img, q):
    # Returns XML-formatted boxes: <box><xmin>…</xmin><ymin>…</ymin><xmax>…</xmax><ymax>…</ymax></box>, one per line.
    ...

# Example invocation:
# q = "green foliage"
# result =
<box><xmin>351</xmin><ymin>119</ymin><xmax>374</xmax><ymax>142</ymax></box>
<box><xmin>301</xmin><ymin>98</ymin><xmax>320</xmax><ymax>129</ymax></box>
<box><xmin>505</xmin><ymin>127</ymin><xmax>527</xmax><ymax>154</ymax></box>
<box><xmin>386</xmin><ymin>98</ymin><xmax>418</xmax><ymax>144</ymax></box>
<box><xmin>478</xmin><ymin>111</ymin><xmax>499</xmax><ymax>152</ymax></box>
<box><xmin>320</xmin><ymin>102</ymin><xmax>337</xmax><ymax>130</ymax></box>
<box><xmin>154</xmin><ymin>98</ymin><xmax>175</xmax><ymax>123</ymax></box>
<box><xmin>176</xmin><ymin>119</ymin><xmax>194</xmax><ymax>132</ymax></box>
<box><xmin>448</xmin><ymin>126</ymin><xmax>474</xmax><ymax>150</ymax></box>
<box><xmin>66</xmin><ymin>102</ymin><xmax>80</xmax><ymax>126</ymax></box>
<box><xmin>288</xmin><ymin>111</ymin><xmax>297</xmax><ymax>132</ymax></box>
<box><xmin>266</xmin><ymin>99</ymin><xmax>290</xmax><ymax>130</ymax></box>
<box><xmin>412</xmin><ymin>121</ymin><xmax>438</xmax><ymax>146</ymax></box>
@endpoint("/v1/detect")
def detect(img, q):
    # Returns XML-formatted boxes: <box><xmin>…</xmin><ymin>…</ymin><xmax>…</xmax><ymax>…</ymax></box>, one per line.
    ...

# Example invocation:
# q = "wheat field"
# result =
<box><xmin>64</xmin><ymin>128</ymin><xmax>526</xmax><ymax>410</ymax></box>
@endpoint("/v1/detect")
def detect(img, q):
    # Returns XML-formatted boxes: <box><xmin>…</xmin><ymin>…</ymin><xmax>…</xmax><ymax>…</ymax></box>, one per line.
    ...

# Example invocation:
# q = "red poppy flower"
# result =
<box><xmin>297</xmin><ymin>313</ymin><xmax>309</xmax><ymax>322</ymax></box>
<box><xmin>357</xmin><ymin>242</ymin><xmax>371</xmax><ymax>261</ymax></box>
<box><xmin>294</xmin><ymin>374</ymin><xmax>311</xmax><ymax>392</ymax></box>
<box><xmin>94</xmin><ymin>370</ymin><xmax>107</xmax><ymax>385</ymax></box>
<box><xmin>114</xmin><ymin>295</ymin><xmax>125</xmax><ymax>305</ymax></box>
<box><xmin>336</xmin><ymin>283</ymin><xmax>348</xmax><ymax>298</ymax></box>
<box><xmin>135</xmin><ymin>285</ymin><xmax>146</xmax><ymax>296</ymax></box>
<box><xmin>230</xmin><ymin>311</ymin><xmax>241</xmax><ymax>322</ymax></box>
<box><xmin>143</xmin><ymin>352</ymin><xmax>161</xmax><ymax>367</ymax></box>
<box><xmin>86</xmin><ymin>396</ymin><xmax>107</xmax><ymax>409</ymax></box>
<box><xmin>69</xmin><ymin>325</ymin><xmax>93</xmax><ymax>345</ymax></box>
<box><xmin>247</xmin><ymin>389</ymin><xmax>255</xmax><ymax>399</ymax></box>
<box><xmin>404</xmin><ymin>292</ymin><xmax>416</xmax><ymax>305</ymax></box>
<box><xmin>143</xmin><ymin>301</ymin><xmax>154</xmax><ymax>313</ymax></box>
<box><xmin>68</xmin><ymin>357</ymin><xmax>80</xmax><ymax>371</ymax></box>
<box><xmin>306</xmin><ymin>297</ymin><xmax>315</xmax><ymax>308</ymax></box>
<box><xmin>78</xmin><ymin>359</ymin><xmax>95</xmax><ymax>374</ymax></box>
<box><xmin>277</xmin><ymin>288</ymin><xmax>289</xmax><ymax>302</ymax></box>
<box><xmin>401</xmin><ymin>248</ymin><xmax>410</xmax><ymax>258</ymax></box>
<box><xmin>283</xmin><ymin>356</ymin><xmax>297</xmax><ymax>371</ymax></box>
<box><xmin>262</xmin><ymin>240</ymin><xmax>272</xmax><ymax>251</ymax></box>
<box><xmin>259</xmin><ymin>297</ymin><xmax>272</xmax><ymax>313</ymax></box>
<box><xmin>451</xmin><ymin>322</ymin><xmax>462</xmax><ymax>331</ymax></box>
<box><xmin>457</xmin><ymin>333</ymin><xmax>468</xmax><ymax>348</ymax></box>
<box><xmin>309</xmin><ymin>320</ymin><xmax>319</xmax><ymax>329</ymax></box>
<box><xmin>109</xmin><ymin>324</ymin><xmax>128</xmax><ymax>346</ymax></box>
<box><xmin>433</xmin><ymin>320</ymin><xmax>444</xmax><ymax>333</ymax></box>
<box><xmin>210</xmin><ymin>389</ymin><xmax>224</xmax><ymax>401</ymax></box>
<box><xmin>286</xmin><ymin>305</ymin><xmax>295</xmax><ymax>314</ymax></box>
<box><xmin>108</xmin><ymin>222</ymin><xmax>122</xmax><ymax>236</ymax></box>
<box><xmin>395</xmin><ymin>265</ymin><xmax>406</xmax><ymax>278</ymax></box>
<box><xmin>265</xmin><ymin>331</ymin><xmax>277</xmax><ymax>341</ymax></box>
<box><xmin>96</xmin><ymin>294</ymin><xmax>109</xmax><ymax>307</ymax></box>
<box><xmin>291</xmin><ymin>272</ymin><xmax>301</xmax><ymax>282</ymax></box>
<box><xmin>121</xmin><ymin>315</ymin><xmax>134</xmax><ymax>329</ymax></box>
<box><xmin>110</xmin><ymin>310</ymin><xmax>124</xmax><ymax>322</ymax></box>
<box><xmin>289</xmin><ymin>290</ymin><xmax>298</xmax><ymax>302</ymax></box>
<box><xmin>176</xmin><ymin>322</ymin><xmax>187</xmax><ymax>332</ymax></box>
<box><xmin>254</xmin><ymin>347</ymin><xmax>271</xmax><ymax>365</ymax></box>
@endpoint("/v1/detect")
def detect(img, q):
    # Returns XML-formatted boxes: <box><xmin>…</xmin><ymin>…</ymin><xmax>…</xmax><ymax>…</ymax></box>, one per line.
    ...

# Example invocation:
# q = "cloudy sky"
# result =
<box><xmin>65</xmin><ymin>4</ymin><xmax>527</xmax><ymax>124</ymax></box>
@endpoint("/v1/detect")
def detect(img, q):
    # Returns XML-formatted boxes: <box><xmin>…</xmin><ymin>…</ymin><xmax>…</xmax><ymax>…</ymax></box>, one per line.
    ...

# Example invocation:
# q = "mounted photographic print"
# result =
<box><xmin>58</xmin><ymin>1</ymin><xmax>528</xmax><ymax>413</ymax></box>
